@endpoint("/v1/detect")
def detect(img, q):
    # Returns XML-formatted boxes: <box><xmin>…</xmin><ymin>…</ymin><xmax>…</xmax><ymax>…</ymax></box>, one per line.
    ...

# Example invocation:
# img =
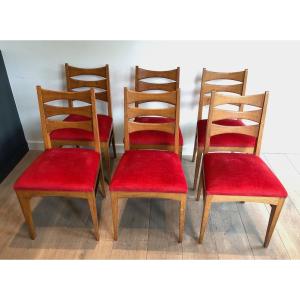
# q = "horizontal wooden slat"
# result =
<box><xmin>127</xmin><ymin>107</ymin><xmax>176</xmax><ymax>119</ymax></box>
<box><xmin>210</xmin><ymin>123</ymin><xmax>260</xmax><ymax>138</ymax></box>
<box><xmin>202</xmin><ymin>94</ymin><xmax>240</xmax><ymax>107</ymax></box>
<box><xmin>202</xmin><ymin>83</ymin><xmax>244</xmax><ymax>94</ymax></box>
<box><xmin>136</xmin><ymin>67</ymin><xmax>178</xmax><ymax>81</ymax></box>
<box><xmin>67</xmin><ymin>64</ymin><xmax>107</xmax><ymax>77</ymax></box>
<box><xmin>69</xmin><ymin>78</ymin><xmax>107</xmax><ymax>89</ymax></box>
<box><xmin>213</xmin><ymin>93</ymin><xmax>266</xmax><ymax>107</ymax></box>
<box><xmin>212</xmin><ymin>108</ymin><xmax>262</xmax><ymax>123</ymax></box>
<box><xmin>128</xmin><ymin>121</ymin><xmax>175</xmax><ymax>134</ymax></box>
<box><xmin>46</xmin><ymin>120</ymin><xmax>93</xmax><ymax>133</ymax></box>
<box><xmin>44</xmin><ymin>104</ymin><xmax>92</xmax><ymax>117</ymax></box>
<box><xmin>204</xmin><ymin>69</ymin><xmax>246</xmax><ymax>82</ymax></box>
<box><xmin>40</xmin><ymin>89</ymin><xmax>92</xmax><ymax>103</ymax></box>
<box><xmin>136</xmin><ymin>81</ymin><xmax>177</xmax><ymax>92</ymax></box>
<box><xmin>95</xmin><ymin>91</ymin><xmax>108</xmax><ymax>102</ymax></box>
<box><xmin>126</xmin><ymin>90</ymin><xmax>177</xmax><ymax>105</ymax></box>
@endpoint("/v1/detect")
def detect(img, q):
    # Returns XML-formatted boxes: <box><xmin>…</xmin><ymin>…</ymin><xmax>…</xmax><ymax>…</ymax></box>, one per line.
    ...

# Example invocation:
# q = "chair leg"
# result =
<box><xmin>178</xmin><ymin>195</ymin><xmax>187</xmax><ymax>243</ymax></box>
<box><xmin>102</xmin><ymin>143</ymin><xmax>111</xmax><ymax>182</ymax></box>
<box><xmin>110</xmin><ymin>192</ymin><xmax>119</xmax><ymax>241</ymax></box>
<box><xmin>192</xmin><ymin>132</ymin><xmax>198</xmax><ymax>162</ymax></box>
<box><xmin>111</xmin><ymin>129</ymin><xmax>117</xmax><ymax>158</ymax></box>
<box><xmin>196</xmin><ymin>163</ymin><xmax>204</xmax><ymax>201</ymax></box>
<box><xmin>98</xmin><ymin>165</ymin><xmax>106</xmax><ymax>197</ymax></box>
<box><xmin>198</xmin><ymin>195</ymin><xmax>212</xmax><ymax>243</ymax></box>
<box><xmin>264</xmin><ymin>199</ymin><xmax>285</xmax><ymax>248</ymax></box>
<box><xmin>179</xmin><ymin>146</ymin><xmax>183</xmax><ymax>159</ymax></box>
<box><xmin>16</xmin><ymin>192</ymin><xmax>36</xmax><ymax>240</ymax></box>
<box><xmin>87</xmin><ymin>193</ymin><xmax>100</xmax><ymax>241</ymax></box>
<box><xmin>193</xmin><ymin>149</ymin><xmax>202</xmax><ymax>190</ymax></box>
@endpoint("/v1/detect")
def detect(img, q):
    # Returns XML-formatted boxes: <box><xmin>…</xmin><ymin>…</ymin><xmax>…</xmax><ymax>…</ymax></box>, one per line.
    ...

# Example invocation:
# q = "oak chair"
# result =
<box><xmin>50</xmin><ymin>64</ymin><xmax>116</xmax><ymax>181</ymax></box>
<box><xmin>130</xmin><ymin>66</ymin><xmax>183</xmax><ymax>157</ymax></box>
<box><xmin>197</xmin><ymin>91</ymin><xmax>287</xmax><ymax>248</ymax></box>
<box><xmin>109</xmin><ymin>88</ymin><xmax>187</xmax><ymax>242</ymax></box>
<box><xmin>14</xmin><ymin>87</ymin><xmax>106</xmax><ymax>241</ymax></box>
<box><xmin>193</xmin><ymin>68</ymin><xmax>248</xmax><ymax>190</ymax></box>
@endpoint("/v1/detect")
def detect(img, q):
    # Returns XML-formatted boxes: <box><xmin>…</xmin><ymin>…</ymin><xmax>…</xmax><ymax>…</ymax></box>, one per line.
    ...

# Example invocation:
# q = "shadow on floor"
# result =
<box><xmin>9</xmin><ymin>194</ymin><xmax>105</xmax><ymax>250</ymax></box>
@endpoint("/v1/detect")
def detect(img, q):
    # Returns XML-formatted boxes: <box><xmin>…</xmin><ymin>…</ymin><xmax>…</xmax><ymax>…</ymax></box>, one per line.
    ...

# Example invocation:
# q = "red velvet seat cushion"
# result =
<box><xmin>50</xmin><ymin>114</ymin><xmax>112</xmax><ymax>142</ymax></box>
<box><xmin>110</xmin><ymin>150</ymin><xmax>187</xmax><ymax>193</ymax></box>
<box><xmin>130</xmin><ymin>116</ymin><xmax>183</xmax><ymax>146</ymax></box>
<box><xmin>197</xmin><ymin>119</ymin><xmax>256</xmax><ymax>148</ymax></box>
<box><xmin>14</xmin><ymin>148</ymin><xmax>100</xmax><ymax>192</ymax></box>
<box><xmin>204</xmin><ymin>153</ymin><xmax>288</xmax><ymax>197</ymax></box>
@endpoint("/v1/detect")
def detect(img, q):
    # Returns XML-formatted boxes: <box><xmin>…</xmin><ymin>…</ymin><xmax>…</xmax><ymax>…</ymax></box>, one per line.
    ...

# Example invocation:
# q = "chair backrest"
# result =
<box><xmin>204</xmin><ymin>91</ymin><xmax>269</xmax><ymax>155</ymax></box>
<box><xmin>36</xmin><ymin>86</ymin><xmax>100</xmax><ymax>152</ymax></box>
<box><xmin>198</xmin><ymin>68</ymin><xmax>248</xmax><ymax>121</ymax></box>
<box><xmin>124</xmin><ymin>88</ymin><xmax>180</xmax><ymax>154</ymax></box>
<box><xmin>65</xmin><ymin>63</ymin><xmax>112</xmax><ymax>117</ymax></box>
<box><xmin>135</xmin><ymin>66</ymin><xmax>180</xmax><ymax>92</ymax></box>
<box><xmin>135</xmin><ymin>66</ymin><xmax>180</xmax><ymax>108</ymax></box>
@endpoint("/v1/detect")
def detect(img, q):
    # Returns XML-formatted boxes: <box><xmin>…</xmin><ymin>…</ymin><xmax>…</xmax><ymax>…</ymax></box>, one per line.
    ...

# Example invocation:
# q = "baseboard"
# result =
<box><xmin>28</xmin><ymin>140</ymin><xmax>44</xmax><ymax>150</ymax></box>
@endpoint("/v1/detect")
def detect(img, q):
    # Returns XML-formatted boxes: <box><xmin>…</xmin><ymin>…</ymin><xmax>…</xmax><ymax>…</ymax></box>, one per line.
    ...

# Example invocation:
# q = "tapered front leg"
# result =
<box><xmin>264</xmin><ymin>199</ymin><xmax>285</xmax><ymax>247</ymax></box>
<box><xmin>87</xmin><ymin>193</ymin><xmax>100</xmax><ymax>241</ymax></box>
<box><xmin>198</xmin><ymin>195</ymin><xmax>212</xmax><ymax>243</ymax></box>
<box><xmin>178</xmin><ymin>195</ymin><xmax>187</xmax><ymax>243</ymax></box>
<box><xmin>17</xmin><ymin>192</ymin><xmax>36</xmax><ymax>240</ymax></box>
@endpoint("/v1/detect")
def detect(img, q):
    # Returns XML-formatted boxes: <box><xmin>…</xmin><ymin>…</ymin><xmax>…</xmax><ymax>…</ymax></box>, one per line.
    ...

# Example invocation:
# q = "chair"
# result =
<box><xmin>197</xmin><ymin>91</ymin><xmax>287</xmax><ymax>247</ymax></box>
<box><xmin>109</xmin><ymin>88</ymin><xmax>187</xmax><ymax>242</ymax></box>
<box><xmin>14</xmin><ymin>87</ymin><xmax>106</xmax><ymax>241</ymax></box>
<box><xmin>192</xmin><ymin>68</ymin><xmax>248</xmax><ymax>190</ymax></box>
<box><xmin>50</xmin><ymin>64</ymin><xmax>116</xmax><ymax>181</ymax></box>
<box><xmin>130</xmin><ymin>66</ymin><xmax>183</xmax><ymax>157</ymax></box>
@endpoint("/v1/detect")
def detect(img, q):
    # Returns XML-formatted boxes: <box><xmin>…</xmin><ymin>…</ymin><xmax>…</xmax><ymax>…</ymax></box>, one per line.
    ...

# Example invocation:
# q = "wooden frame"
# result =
<box><xmin>192</xmin><ymin>68</ymin><xmax>248</xmax><ymax>190</ymax></box>
<box><xmin>197</xmin><ymin>91</ymin><xmax>286</xmax><ymax>247</ymax></box>
<box><xmin>16</xmin><ymin>87</ymin><xmax>106</xmax><ymax>241</ymax></box>
<box><xmin>110</xmin><ymin>88</ymin><xmax>187</xmax><ymax>242</ymax></box>
<box><xmin>63</xmin><ymin>63</ymin><xmax>117</xmax><ymax>181</ymax></box>
<box><xmin>133</xmin><ymin>66</ymin><xmax>182</xmax><ymax>157</ymax></box>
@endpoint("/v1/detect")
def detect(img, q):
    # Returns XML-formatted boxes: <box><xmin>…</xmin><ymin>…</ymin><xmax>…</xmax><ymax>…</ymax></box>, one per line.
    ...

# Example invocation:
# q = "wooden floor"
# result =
<box><xmin>1</xmin><ymin>150</ymin><xmax>300</xmax><ymax>259</ymax></box>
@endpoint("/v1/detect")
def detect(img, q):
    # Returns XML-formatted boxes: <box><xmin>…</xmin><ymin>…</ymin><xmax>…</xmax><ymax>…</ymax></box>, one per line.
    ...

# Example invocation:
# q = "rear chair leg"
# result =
<box><xmin>111</xmin><ymin>130</ymin><xmax>117</xmax><ymax>159</ymax></box>
<box><xmin>103</xmin><ymin>143</ymin><xmax>111</xmax><ymax>182</ymax></box>
<box><xmin>98</xmin><ymin>165</ymin><xmax>106</xmax><ymax>197</ymax></box>
<box><xmin>193</xmin><ymin>149</ymin><xmax>202</xmax><ymax>190</ymax></box>
<box><xmin>196</xmin><ymin>164</ymin><xmax>204</xmax><ymax>201</ymax></box>
<box><xmin>192</xmin><ymin>132</ymin><xmax>197</xmax><ymax>162</ymax></box>
<box><xmin>264</xmin><ymin>199</ymin><xmax>285</xmax><ymax>248</ymax></box>
<box><xmin>111</xmin><ymin>192</ymin><xmax>119</xmax><ymax>241</ymax></box>
<box><xmin>16</xmin><ymin>192</ymin><xmax>36</xmax><ymax>240</ymax></box>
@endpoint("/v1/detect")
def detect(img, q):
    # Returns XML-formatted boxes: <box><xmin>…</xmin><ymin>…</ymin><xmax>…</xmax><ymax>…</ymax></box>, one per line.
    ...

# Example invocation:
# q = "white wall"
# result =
<box><xmin>0</xmin><ymin>41</ymin><xmax>299</xmax><ymax>154</ymax></box>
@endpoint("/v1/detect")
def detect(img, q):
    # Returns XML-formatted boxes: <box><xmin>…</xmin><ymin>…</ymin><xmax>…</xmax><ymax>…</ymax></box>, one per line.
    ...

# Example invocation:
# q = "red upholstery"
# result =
<box><xmin>130</xmin><ymin>116</ymin><xmax>183</xmax><ymax>146</ymax></box>
<box><xmin>110</xmin><ymin>150</ymin><xmax>187</xmax><ymax>193</ymax></box>
<box><xmin>204</xmin><ymin>153</ymin><xmax>288</xmax><ymax>197</ymax></box>
<box><xmin>197</xmin><ymin>119</ymin><xmax>256</xmax><ymax>148</ymax></box>
<box><xmin>14</xmin><ymin>148</ymin><xmax>100</xmax><ymax>192</ymax></box>
<box><xmin>50</xmin><ymin>114</ymin><xmax>112</xmax><ymax>142</ymax></box>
